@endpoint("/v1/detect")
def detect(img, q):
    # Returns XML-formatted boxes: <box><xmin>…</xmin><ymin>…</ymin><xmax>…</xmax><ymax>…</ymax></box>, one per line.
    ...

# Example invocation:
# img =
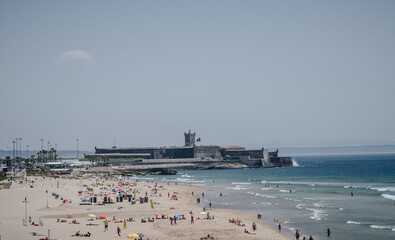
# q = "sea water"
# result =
<box><xmin>133</xmin><ymin>154</ymin><xmax>395</xmax><ymax>240</ymax></box>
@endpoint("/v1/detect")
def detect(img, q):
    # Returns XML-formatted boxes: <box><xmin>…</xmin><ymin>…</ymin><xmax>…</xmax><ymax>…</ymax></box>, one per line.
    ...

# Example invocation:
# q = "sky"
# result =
<box><xmin>1</xmin><ymin>0</ymin><xmax>395</xmax><ymax>151</ymax></box>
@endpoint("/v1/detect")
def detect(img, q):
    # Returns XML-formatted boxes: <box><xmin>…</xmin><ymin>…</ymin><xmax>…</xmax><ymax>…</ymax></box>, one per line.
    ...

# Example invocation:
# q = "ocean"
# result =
<box><xmin>132</xmin><ymin>154</ymin><xmax>395</xmax><ymax>240</ymax></box>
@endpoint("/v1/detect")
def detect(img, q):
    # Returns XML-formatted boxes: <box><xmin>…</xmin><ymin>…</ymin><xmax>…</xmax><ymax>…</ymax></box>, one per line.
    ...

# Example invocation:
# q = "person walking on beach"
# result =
<box><xmin>123</xmin><ymin>220</ymin><xmax>127</xmax><ymax>229</ymax></box>
<box><xmin>117</xmin><ymin>226</ymin><xmax>121</xmax><ymax>237</ymax></box>
<box><xmin>327</xmin><ymin>228</ymin><xmax>331</xmax><ymax>237</ymax></box>
<box><xmin>252</xmin><ymin>222</ymin><xmax>257</xmax><ymax>231</ymax></box>
<box><xmin>295</xmin><ymin>230</ymin><xmax>300</xmax><ymax>240</ymax></box>
<box><xmin>209</xmin><ymin>202</ymin><xmax>212</xmax><ymax>208</ymax></box>
<box><xmin>278</xmin><ymin>223</ymin><xmax>282</xmax><ymax>232</ymax></box>
<box><xmin>170</xmin><ymin>217</ymin><xmax>173</xmax><ymax>225</ymax></box>
<box><xmin>104</xmin><ymin>220</ymin><xmax>108</xmax><ymax>232</ymax></box>
<box><xmin>191</xmin><ymin>215</ymin><xmax>194</xmax><ymax>224</ymax></box>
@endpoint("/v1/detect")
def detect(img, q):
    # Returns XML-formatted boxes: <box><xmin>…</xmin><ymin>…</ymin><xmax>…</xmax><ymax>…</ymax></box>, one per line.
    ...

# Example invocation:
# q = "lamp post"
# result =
<box><xmin>26</xmin><ymin>145</ymin><xmax>29</xmax><ymax>159</ymax></box>
<box><xmin>12</xmin><ymin>140</ymin><xmax>16</xmax><ymax>160</ymax></box>
<box><xmin>15</xmin><ymin>138</ymin><xmax>18</xmax><ymax>159</ymax></box>
<box><xmin>47</xmin><ymin>141</ymin><xmax>50</xmax><ymax>160</ymax></box>
<box><xmin>22</xmin><ymin>196</ymin><xmax>29</xmax><ymax>226</ymax></box>
<box><xmin>76</xmin><ymin>138</ymin><xmax>79</xmax><ymax>159</ymax></box>
<box><xmin>19</xmin><ymin>138</ymin><xmax>22</xmax><ymax>159</ymax></box>
<box><xmin>40</xmin><ymin>139</ymin><xmax>44</xmax><ymax>151</ymax></box>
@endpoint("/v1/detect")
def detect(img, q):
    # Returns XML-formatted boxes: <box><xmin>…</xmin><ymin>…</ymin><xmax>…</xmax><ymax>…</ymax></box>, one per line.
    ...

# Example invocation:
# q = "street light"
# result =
<box><xmin>40</xmin><ymin>139</ymin><xmax>44</xmax><ymax>151</ymax></box>
<box><xmin>15</xmin><ymin>138</ymin><xmax>18</xmax><ymax>159</ymax></box>
<box><xmin>12</xmin><ymin>140</ymin><xmax>16</xmax><ymax>159</ymax></box>
<box><xmin>47</xmin><ymin>141</ymin><xmax>51</xmax><ymax>160</ymax></box>
<box><xmin>55</xmin><ymin>144</ymin><xmax>57</xmax><ymax>160</ymax></box>
<box><xmin>76</xmin><ymin>138</ymin><xmax>79</xmax><ymax>159</ymax></box>
<box><xmin>19</xmin><ymin>138</ymin><xmax>23</xmax><ymax>159</ymax></box>
<box><xmin>22</xmin><ymin>196</ymin><xmax>29</xmax><ymax>226</ymax></box>
<box><xmin>26</xmin><ymin>145</ymin><xmax>29</xmax><ymax>159</ymax></box>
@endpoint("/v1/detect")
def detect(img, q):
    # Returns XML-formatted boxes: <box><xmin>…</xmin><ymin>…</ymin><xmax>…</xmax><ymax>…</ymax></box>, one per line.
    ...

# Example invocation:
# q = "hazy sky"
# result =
<box><xmin>1</xmin><ymin>0</ymin><xmax>395</xmax><ymax>151</ymax></box>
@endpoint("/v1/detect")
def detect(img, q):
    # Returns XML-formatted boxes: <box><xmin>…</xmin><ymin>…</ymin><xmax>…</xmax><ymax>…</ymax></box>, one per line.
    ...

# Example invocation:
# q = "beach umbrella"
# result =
<box><xmin>127</xmin><ymin>234</ymin><xmax>140</xmax><ymax>239</ymax></box>
<box><xmin>137</xmin><ymin>233</ymin><xmax>144</xmax><ymax>237</ymax></box>
<box><xmin>154</xmin><ymin>213</ymin><xmax>159</xmax><ymax>216</ymax></box>
<box><xmin>88</xmin><ymin>214</ymin><xmax>96</xmax><ymax>219</ymax></box>
<box><xmin>200</xmin><ymin>212</ymin><xmax>207</xmax><ymax>215</ymax></box>
<box><xmin>99</xmin><ymin>215</ymin><xmax>106</xmax><ymax>219</ymax></box>
<box><xmin>66</xmin><ymin>214</ymin><xmax>73</xmax><ymax>217</ymax></box>
<box><xmin>161</xmin><ymin>213</ymin><xmax>168</xmax><ymax>216</ymax></box>
<box><xmin>104</xmin><ymin>193</ymin><xmax>109</xmax><ymax>196</ymax></box>
<box><xmin>141</xmin><ymin>217</ymin><xmax>148</xmax><ymax>220</ymax></box>
<box><xmin>52</xmin><ymin>192</ymin><xmax>57</xmax><ymax>196</ymax></box>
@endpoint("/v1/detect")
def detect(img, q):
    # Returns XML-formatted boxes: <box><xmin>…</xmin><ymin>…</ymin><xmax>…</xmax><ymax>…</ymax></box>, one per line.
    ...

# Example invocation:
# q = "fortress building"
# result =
<box><xmin>85</xmin><ymin>131</ymin><xmax>292</xmax><ymax>168</ymax></box>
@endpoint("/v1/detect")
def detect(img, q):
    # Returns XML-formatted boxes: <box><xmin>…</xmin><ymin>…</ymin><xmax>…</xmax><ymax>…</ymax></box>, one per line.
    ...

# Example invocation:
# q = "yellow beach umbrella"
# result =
<box><xmin>88</xmin><ymin>214</ymin><xmax>96</xmax><ymax>218</ymax></box>
<box><xmin>127</xmin><ymin>233</ymin><xmax>140</xmax><ymax>239</ymax></box>
<box><xmin>66</xmin><ymin>213</ymin><xmax>73</xmax><ymax>217</ymax></box>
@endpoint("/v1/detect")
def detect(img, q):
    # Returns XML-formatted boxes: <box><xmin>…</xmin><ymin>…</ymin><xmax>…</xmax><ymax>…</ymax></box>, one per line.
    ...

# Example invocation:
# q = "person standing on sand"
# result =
<box><xmin>295</xmin><ymin>230</ymin><xmax>300</xmax><ymax>240</ymax></box>
<box><xmin>123</xmin><ymin>220</ymin><xmax>127</xmax><ymax>229</ymax></box>
<box><xmin>252</xmin><ymin>222</ymin><xmax>257</xmax><ymax>231</ymax></box>
<box><xmin>191</xmin><ymin>215</ymin><xmax>194</xmax><ymax>224</ymax></box>
<box><xmin>104</xmin><ymin>220</ymin><xmax>108</xmax><ymax>232</ymax></box>
<box><xmin>327</xmin><ymin>228</ymin><xmax>331</xmax><ymax>237</ymax></box>
<box><xmin>278</xmin><ymin>223</ymin><xmax>282</xmax><ymax>232</ymax></box>
<box><xmin>117</xmin><ymin>226</ymin><xmax>121</xmax><ymax>237</ymax></box>
<box><xmin>309</xmin><ymin>236</ymin><xmax>313</xmax><ymax>240</ymax></box>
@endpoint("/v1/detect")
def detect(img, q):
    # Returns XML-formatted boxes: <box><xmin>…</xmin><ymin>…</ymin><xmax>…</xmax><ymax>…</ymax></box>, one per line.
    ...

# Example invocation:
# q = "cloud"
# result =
<box><xmin>57</xmin><ymin>49</ymin><xmax>96</xmax><ymax>65</ymax></box>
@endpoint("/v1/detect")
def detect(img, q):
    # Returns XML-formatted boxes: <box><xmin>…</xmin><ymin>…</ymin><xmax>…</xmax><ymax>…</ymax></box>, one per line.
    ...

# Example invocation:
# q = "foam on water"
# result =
<box><xmin>292</xmin><ymin>159</ymin><xmax>299</xmax><ymax>167</ymax></box>
<box><xmin>381</xmin><ymin>194</ymin><xmax>395</xmax><ymax>201</ymax></box>
<box><xmin>296</xmin><ymin>203</ymin><xmax>305</xmax><ymax>209</ymax></box>
<box><xmin>226</xmin><ymin>186</ymin><xmax>249</xmax><ymax>190</ymax></box>
<box><xmin>370</xmin><ymin>225</ymin><xmax>393</xmax><ymax>230</ymax></box>
<box><xmin>371</xmin><ymin>187</ymin><xmax>395</xmax><ymax>192</ymax></box>
<box><xmin>231</xmin><ymin>182</ymin><xmax>252</xmax><ymax>185</ymax></box>
<box><xmin>306</xmin><ymin>208</ymin><xmax>327</xmax><ymax>221</ymax></box>
<box><xmin>347</xmin><ymin>221</ymin><xmax>363</xmax><ymax>225</ymax></box>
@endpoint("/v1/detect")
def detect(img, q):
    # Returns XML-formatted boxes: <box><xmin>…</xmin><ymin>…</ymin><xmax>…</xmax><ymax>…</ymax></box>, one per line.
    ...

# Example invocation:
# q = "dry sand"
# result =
<box><xmin>0</xmin><ymin>176</ymin><xmax>291</xmax><ymax>240</ymax></box>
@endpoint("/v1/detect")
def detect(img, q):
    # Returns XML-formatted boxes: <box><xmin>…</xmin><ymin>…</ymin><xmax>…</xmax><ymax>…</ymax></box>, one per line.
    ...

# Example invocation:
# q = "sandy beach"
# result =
<box><xmin>0</xmin><ymin>175</ymin><xmax>291</xmax><ymax>240</ymax></box>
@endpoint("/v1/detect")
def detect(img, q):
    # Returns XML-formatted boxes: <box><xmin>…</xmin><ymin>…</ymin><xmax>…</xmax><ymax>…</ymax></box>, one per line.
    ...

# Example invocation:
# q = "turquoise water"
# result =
<box><xmin>134</xmin><ymin>154</ymin><xmax>395</xmax><ymax>240</ymax></box>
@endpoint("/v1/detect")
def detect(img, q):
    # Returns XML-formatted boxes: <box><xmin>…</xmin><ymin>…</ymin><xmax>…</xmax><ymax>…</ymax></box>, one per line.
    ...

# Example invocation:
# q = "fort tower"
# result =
<box><xmin>184</xmin><ymin>130</ymin><xmax>196</xmax><ymax>146</ymax></box>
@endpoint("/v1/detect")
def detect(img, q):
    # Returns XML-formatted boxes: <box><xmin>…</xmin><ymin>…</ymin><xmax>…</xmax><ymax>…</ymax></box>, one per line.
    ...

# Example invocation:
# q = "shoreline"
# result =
<box><xmin>0</xmin><ymin>175</ymin><xmax>291</xmax><ymax>240</ymax></box>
